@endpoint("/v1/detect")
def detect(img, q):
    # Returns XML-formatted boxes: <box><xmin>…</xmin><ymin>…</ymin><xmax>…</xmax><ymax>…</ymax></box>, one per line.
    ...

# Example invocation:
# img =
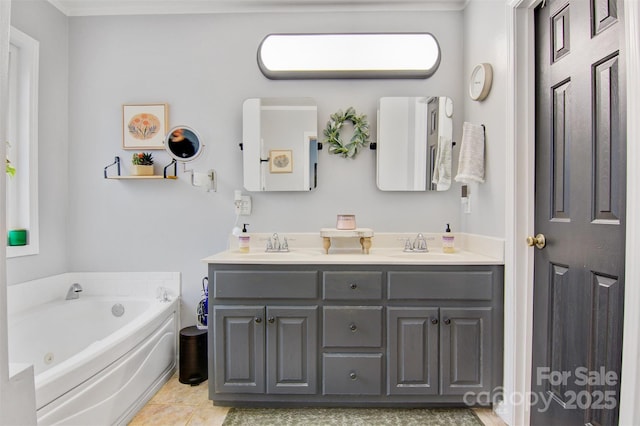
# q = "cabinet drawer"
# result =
<box><xmin>387</xmin><ymin>271</ymin><xmax>493</xmax><ymax>300</ymax></box>
<box><xmin>322</xmin><ymin>271</ymin><xmax>383</xmax><ymax>300</ymax></box>
<box><xmin>214</xmin><ymin>271</ymin><xmax>317</xmax><ymax>299</ymax></box>
<box><xmin>322</xmin><ymin>353</ymin><xmax>382</xmax><ymax>395</ymax></box>
<box><xmin>323</xmin><ymin>307</ymin><xmax>382</xmax><ymax>347</ymax></box>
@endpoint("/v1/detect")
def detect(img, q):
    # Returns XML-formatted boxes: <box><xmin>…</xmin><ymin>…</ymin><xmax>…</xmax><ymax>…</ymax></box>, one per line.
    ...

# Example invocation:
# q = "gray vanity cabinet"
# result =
<box><xmin>440</xmin><ymin>307</ymin><xmax>492</xmax><ymax>395</ymax></box>
<box><xmin>209</xmin><ymin>264</ymin><xmax>503</xmax><ymax>406</ymax></box>
<box><xmin>214</xmin><ymin>305</ymin><xmax>318</xmax><ymax>395</ymax></box>
<box><xmin>387</xmin><ymin>307</ymin><xmax>440</xmax><ymax>396</ymax></box>
<box><xmin>387</xmin><ymin>306</ymin><xmax>493</xmax><ymax>396</ymax></box>
<box><xmin>213</xmin><ymin>306</ymin><xmax>265</xmax><ymax>394</ymax></box>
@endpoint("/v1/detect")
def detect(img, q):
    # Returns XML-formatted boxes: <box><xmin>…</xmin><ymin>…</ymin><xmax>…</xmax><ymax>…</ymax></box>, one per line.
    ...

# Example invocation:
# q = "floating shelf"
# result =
<box><xmin>104</xmin><ymin>156</ymin><xmax>178</xmax><ymax>179</ymax></box>
<box><xmin>106</xmin><ymin>175</ymin><xmax>177</xmax><ymax>180</ymax></box>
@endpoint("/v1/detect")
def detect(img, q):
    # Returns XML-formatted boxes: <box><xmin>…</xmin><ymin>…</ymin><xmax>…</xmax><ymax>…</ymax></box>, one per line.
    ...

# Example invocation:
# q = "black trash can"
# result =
<box><xmin>179</xmin><ymin>326</ymin><xmax>208</xmax><ymax>385</ymax></box>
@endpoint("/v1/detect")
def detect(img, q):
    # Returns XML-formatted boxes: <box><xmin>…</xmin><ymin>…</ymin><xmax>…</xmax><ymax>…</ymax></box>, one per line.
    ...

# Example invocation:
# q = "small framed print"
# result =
<box><xmin>122</xmin><ymin>103</ymin><xmax>168</xmax><ymax>149</ymax></box>
<box><xmin>269</xmin><ymin>149</ymin><xmax>293</xmax><ymax>173</ymax></box>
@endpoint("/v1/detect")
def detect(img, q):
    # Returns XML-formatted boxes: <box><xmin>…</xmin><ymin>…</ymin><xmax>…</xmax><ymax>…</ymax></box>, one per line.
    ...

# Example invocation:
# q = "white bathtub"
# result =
<box><xmin>7</xmin><ymin>272</ymin><xmax>181</xmax><ymax>425</ymax></box>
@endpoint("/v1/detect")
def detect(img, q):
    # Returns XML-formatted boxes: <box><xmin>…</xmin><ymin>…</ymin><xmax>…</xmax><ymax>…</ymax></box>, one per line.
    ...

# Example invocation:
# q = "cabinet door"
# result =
<box><xmin>440</xmin><ymin>307</ymin><xmax>492</xmax><ymax>395</ymax></box>
<box><xmin>214</xmin><ymin>306</ymin><xmax>265</xmax><ymax>394</ymax></box>
<box><xmin>266</xmin><ymin>306</ymin><xmax>318</xmax><ymax>394</ymax></box>
<box><xmin>387</xmin><ymin>307</ymin><xmax>439</xmax><ymax>395</ymax></box>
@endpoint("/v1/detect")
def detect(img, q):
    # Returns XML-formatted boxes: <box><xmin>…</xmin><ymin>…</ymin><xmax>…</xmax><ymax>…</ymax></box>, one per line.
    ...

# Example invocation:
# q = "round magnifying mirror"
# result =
<box><xmin>164</xmin><ymin>125</ymin><xmax>203</xmax><ymax>162</ymax></box>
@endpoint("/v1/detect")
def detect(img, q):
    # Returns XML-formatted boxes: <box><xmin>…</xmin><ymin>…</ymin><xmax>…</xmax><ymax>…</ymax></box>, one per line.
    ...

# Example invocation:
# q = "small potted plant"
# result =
<box><xmin>131</xmin><ymin>152</ymin><xmax>154</xmax><ymax>176</ymax></box>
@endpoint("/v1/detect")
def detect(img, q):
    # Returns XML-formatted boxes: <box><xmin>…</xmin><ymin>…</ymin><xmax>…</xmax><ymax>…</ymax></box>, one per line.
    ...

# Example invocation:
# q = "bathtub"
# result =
<box><xmin>7</xmin><ymin>272</ymin><xmax>181</xmax><ymax>425</ymax></box>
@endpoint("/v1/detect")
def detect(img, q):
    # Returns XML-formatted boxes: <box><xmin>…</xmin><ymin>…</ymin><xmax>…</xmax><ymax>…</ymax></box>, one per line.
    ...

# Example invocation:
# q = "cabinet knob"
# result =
<box><xmin>443</xmin><ymin>318</ymin><xmax>451</xmax><ymax>325</ymax></box>
<box><xmin>349</xmin><ymin>372</ymin><xmax>357</xmax><ymax>380</ymax></box>
<box><xmin>431</xmin><ymin>318</ymin><xmax>439</xmax><ymax>325</ymax></box>
<box><xmin>254</xmin><ymin>317</ymin><xmax>262</xmax><ymax>324</ymax></box>
<box><xmin>268</xmin><ymin>317</ymin><xmax>275</xmax><ymax>324</ymax></box>
<box><xmin>349</xmin><ymin>323</ymin><xmax>357</xmax><ymax>331</ymax></box>
<box><xmin>350</xmin><ymin>283</ymin><xmax>358</xmax><ymax>290</ymax></box>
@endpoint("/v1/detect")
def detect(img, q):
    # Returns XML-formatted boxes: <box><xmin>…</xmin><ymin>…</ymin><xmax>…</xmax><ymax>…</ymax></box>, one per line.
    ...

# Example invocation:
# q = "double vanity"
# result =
<box><xmin>204</xmin><ymin>232</ymin><xmax>504</xmax><ymax>407</ymax></box>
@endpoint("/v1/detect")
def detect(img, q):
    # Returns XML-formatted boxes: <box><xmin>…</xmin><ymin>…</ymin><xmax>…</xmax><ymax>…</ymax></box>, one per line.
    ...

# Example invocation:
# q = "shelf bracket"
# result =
<box><xmin>164</xmin><ymin>159</ymin><xmax>177</xmax><ymax>179</ymax></box>
<box><xmin>104</xmin><ymin>156</ymin><xmax>121</xmax><ymax>178</ymax></box>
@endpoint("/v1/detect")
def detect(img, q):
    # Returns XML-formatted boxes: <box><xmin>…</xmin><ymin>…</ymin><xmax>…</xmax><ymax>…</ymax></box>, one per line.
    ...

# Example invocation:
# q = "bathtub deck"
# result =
<box><xmin>130</xmin><ymin>374</ymin><xmax>505</xmax><ymax>426</ymax></box>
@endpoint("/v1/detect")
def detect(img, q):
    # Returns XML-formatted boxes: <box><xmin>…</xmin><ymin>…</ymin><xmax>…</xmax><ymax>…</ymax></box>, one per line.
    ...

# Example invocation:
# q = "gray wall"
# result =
<box><xmin>8</xmin><ymin>4</ymin><xmax>508</xmax><ymax>327</ymax></box>
<box><xmin>9</xmin><ymin>0</ymin><xmax>69</xmax><ymax>284</ymax></box>
<box><xmin>462</xmin><ymin>0</ymin><xmax>507</xmax><ymax>237</ymax></box>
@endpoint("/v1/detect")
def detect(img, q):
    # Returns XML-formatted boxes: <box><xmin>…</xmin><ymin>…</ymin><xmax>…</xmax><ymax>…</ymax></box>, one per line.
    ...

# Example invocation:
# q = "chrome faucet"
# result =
<box><xmin>403</xmin><ymin>233</ymin><xmax>429</xmax><ymax>252</ymax></box>
<box><xmin>66</xmin><ymin>283</ymin><xmax>83</xmax><ymax>300</ymax></box>
<box><xmin>266</xmin><ymin>233</ymin><xmax>289</xmax><ymax>252</ymax></box>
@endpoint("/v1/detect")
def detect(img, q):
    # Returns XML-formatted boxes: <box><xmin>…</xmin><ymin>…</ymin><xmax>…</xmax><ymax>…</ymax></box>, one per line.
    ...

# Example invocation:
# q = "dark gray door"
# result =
<box><xmin>531</xmin><ymin>0</ymin><xmax>626</xmax><ymax>425</ymax></box>
<box><xmin>214</xmin><ymin>306</ymin><xmax>265</xmax><ymax>393</ymax></box>
<box><xmin>440</xmin><ymin>307</ymin><xmax>492</xmax><ymax>395</ymax></box>
<box><xmin>387</xmin><ymin>307</ymin><xmax>439</xmax><ymax>395</ymax></box>
<box><xmin>266</xmin><ymin>306</ymin><xmax>318</xmax><ymax>394</ymax></box>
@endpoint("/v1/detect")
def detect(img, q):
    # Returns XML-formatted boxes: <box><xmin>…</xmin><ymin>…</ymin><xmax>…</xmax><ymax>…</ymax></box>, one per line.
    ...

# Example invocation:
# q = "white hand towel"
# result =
<box><xmin>455</xmin><ymin>122</ymin><xmax>485</xmax><ymax>184</ymax></box>
<box><xmin>431</xmin><ymin>135</ymin><xmax>452</xmax><ymax>191</ymax></box>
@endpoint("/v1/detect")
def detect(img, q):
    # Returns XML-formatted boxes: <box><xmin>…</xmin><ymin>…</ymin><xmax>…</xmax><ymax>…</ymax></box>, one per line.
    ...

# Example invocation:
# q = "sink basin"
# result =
<box><xmin>386</xmin><ymin>251</ymin><xmax>455</xmax><ymax>258</ymax></box>
<box><xmin>232</xmin><ymin>250</ymin><xmax>318</xmax><ymax>261</ymax></box>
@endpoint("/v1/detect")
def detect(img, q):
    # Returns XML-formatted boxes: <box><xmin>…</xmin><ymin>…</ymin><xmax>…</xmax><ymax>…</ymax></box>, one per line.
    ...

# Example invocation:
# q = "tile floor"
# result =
<box><xmin>129</xmin><ymin>373</ymin><xmax>507</xmax><ymax>426</ymax></box>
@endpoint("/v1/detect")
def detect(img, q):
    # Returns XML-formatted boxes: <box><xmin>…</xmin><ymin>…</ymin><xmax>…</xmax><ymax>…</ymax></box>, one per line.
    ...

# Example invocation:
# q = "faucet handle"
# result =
<box><xmin>282</xmin><ymin>237</ymin><xmax>289</xmax><ymax>251</ymax></box>
<box><xmin>414</xmin><ymin>233</ymin><xmax>428</xmax><ymax>251</ymax></box>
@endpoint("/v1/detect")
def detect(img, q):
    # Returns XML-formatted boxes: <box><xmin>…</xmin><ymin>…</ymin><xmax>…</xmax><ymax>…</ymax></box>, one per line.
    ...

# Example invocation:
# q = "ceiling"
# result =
<box><xmin>47</xmin><ymin>0</ymin><xmax>468</xmax><ymax>16</ymax></box>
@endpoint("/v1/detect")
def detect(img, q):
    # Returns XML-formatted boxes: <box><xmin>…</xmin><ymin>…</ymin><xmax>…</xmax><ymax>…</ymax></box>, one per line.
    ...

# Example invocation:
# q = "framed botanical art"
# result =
<box><xmin>269</xmin><ymin>149</ymin><xmax>293</xmax><ymax>173</ymax></box>
<box><xmin>122</xmin><ymin>103</ymin><xmax>168</xmax><ymax>149</ymax></box>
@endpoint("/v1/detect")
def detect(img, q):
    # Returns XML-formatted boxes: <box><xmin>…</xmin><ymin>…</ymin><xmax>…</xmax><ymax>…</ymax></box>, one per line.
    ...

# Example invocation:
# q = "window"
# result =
<box><xmin>6</xmin><ymin>27</ymin><xmax>39</xmax><ymax>258</ymax></box>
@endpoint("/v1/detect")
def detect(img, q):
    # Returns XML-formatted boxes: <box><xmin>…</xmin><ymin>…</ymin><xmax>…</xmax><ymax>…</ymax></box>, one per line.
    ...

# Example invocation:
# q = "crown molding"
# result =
<box><xmin>47</xmin><ymin>0</ymin><xmax>467</xmax><ymax>16</ymax></box>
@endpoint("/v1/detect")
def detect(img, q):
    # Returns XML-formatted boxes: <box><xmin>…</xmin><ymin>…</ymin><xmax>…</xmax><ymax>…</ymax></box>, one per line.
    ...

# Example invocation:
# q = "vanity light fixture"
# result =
<box><xmin>258</xmin><ymin>33</ymin><xmax>441</xmax><ymax>79</ymax></box>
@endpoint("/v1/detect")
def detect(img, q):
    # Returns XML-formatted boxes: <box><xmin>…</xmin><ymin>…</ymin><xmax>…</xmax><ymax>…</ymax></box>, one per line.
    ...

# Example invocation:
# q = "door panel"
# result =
<box><xmin>532</xmin><ymin>0</ymin><xmax>625</xmax><ymax>424</ymax></box>
<box><xmin>214</xmin><ymin>306</ymin><xmax>265</xmax><ymax>394</ymax></box>
<box><xmin>266</xmin><ymin>306</ymin><xmax>318</xmax><ymax>394</ymax></box>
<box><xmin>387</xmin><ymin>307</ymin><xmax>439</xmax><ymax>395</ymax></box>
<box><xmin>440</xmin><ymin>307</ymin><xmax>492</xmax><ymax>395</ymax></box>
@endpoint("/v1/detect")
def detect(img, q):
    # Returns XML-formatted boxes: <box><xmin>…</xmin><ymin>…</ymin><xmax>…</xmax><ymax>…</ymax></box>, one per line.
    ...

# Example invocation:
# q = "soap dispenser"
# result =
<box><xmin>239</xmin><ymin>224</ymin><xmax>250</xmax><ymax>253</ymax></box>
<box><xmin>442</xmin><ymin>223</ymin><xmax>455</xmax><ymax>253</ymax></box>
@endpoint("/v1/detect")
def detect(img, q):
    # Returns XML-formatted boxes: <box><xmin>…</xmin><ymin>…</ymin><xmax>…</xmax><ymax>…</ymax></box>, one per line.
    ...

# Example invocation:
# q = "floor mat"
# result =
<box><xmin>222</xmin><ymin>407</ymin><xmax>483</xmax><ymax>426</ymax></box>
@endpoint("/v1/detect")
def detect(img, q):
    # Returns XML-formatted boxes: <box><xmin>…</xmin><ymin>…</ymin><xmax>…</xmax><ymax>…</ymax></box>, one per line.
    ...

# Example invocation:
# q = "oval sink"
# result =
<box><xmin>234</xmin><ymin>250</ymin><xmax>318</xmax><ymax>261</ymax></box>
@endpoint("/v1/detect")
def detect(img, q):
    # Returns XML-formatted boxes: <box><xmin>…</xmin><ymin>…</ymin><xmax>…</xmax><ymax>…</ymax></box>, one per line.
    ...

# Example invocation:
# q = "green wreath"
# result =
<box><xmin>323</xmin><ymin>107</ymin><xmax>370</xmax><ymax>158</ymax></box>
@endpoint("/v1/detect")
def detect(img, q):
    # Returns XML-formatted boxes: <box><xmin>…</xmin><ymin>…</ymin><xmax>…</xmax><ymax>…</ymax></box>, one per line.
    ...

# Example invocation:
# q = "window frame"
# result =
<box><xmin>6</xmin><ymin>27</ymin><xmax>39</xmax><ymax>258</ymax></box>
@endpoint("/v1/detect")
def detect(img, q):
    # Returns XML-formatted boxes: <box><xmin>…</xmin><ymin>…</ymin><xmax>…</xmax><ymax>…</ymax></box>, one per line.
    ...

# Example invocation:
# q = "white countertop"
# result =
<box><xmin>203</xmin><ymin>232</ymin><xmax>504</xmax><ymax>266</ymax></box>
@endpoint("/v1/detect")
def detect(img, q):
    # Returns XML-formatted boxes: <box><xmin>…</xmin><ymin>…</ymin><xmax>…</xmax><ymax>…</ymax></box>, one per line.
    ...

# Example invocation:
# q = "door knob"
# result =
<box><xmin>526</xmin><ymin>233</ymin><xmax>546</xmax><ymax>249</ymax></box>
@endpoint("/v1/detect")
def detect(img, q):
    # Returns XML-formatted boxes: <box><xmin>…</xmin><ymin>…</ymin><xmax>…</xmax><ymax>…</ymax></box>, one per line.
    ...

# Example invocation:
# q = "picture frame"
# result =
<box><xmin>122</xmin><ymin>103</ymin><xmax>168</xmax><ymax>149</ymax></box>
<box><xmin>269</xmin><ymin>149</ymin><xmax>293</xmax><ymax>173</ymax></box>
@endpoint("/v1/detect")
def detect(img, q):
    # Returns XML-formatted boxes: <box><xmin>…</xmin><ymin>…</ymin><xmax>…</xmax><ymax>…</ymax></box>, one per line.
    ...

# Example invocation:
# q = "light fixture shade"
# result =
<box><xmin>258</xmin><ymin>33</ymin><xmax>441</xmax><ymax>79</ymax></box>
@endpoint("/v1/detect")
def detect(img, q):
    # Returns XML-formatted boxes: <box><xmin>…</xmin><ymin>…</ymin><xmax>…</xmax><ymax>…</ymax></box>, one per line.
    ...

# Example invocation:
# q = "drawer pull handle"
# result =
<box><xmin>431</xmin><ymin>318</ymin><xmax>439</xmax><ymax>325</ymax></box>
<box><xmin>443</xmin><ymin>318</ymin><xmax>451</xmax><ymax>325</ymax></box>
<box><xmin>349</xmin><ymin>323</ymin><xmax>357</xmax><ymax>331</ymax></box>
<box><xmin>268</xmin><ymin>317</ymin><xmax>275</xmax><ymax>324</ymax></box>
<box><xmin>349</xmin><ymin>372</ymin><xmax>357</xmax><ymax>380</ymax></box>
<box><xmin>255</xmin><ymin>317</ymin><xmax>262</xmax><ymax>324</ymax></box>
<box><xmin>350</xmin><ymin>283</ymin><xmax>358</xmax><ymax>289</ymax></box>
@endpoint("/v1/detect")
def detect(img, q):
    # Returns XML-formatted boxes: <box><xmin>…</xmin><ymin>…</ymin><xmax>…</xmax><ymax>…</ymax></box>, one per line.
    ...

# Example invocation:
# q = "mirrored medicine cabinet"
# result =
<box><xmin>376</xmin><ymin>96</ymin><xmax>453</xmax><ymax>191</ymax></box>
<box><xmin>242</xmin><ymin>98</ymin><xmax>318</xmax><ymax>191</ymax></box>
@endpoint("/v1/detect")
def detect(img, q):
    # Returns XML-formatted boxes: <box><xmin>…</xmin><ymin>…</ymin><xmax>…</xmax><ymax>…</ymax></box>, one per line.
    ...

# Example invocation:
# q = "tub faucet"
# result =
<box><xmin>66</xmin><ymin>283</ymin><xmax>83</xmax><ymax>300</ymax></box>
